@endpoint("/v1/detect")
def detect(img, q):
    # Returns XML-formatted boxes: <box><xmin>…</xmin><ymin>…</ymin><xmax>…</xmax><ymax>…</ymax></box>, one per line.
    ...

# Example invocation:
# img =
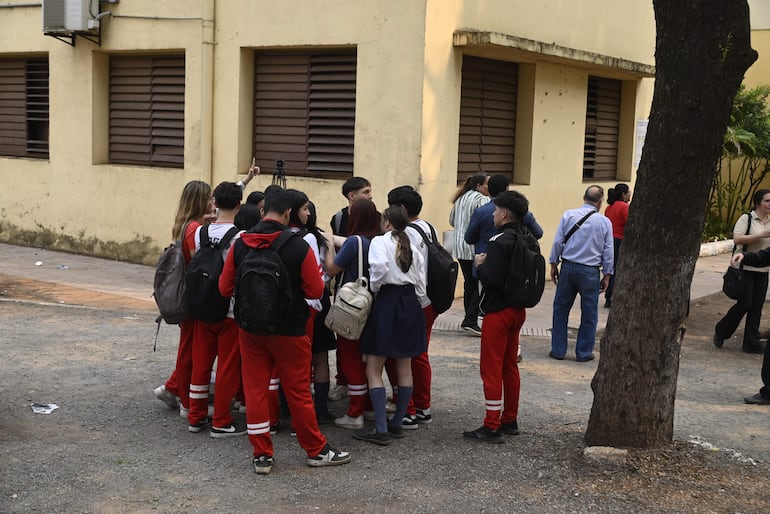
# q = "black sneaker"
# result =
<box><xmin>188</xmin><ymin>420</ymin><xmax>208</xmax><ymax>433</ymax></box>
<box><xmin>270</xmin><ymin>422</ymin><xmax>280</xmax><ymax>435</ymax></box>
<box><xmin>210</xmin><ymin>423</ymin><xmax>247</xmax><ymax>438</ymax></box>
<box><xmin>253</xmin><ymin>455</ymin><xmax>273</xmax><ymax>475</ymax></box>
<box><xmin>414</xmin><ymin>408</ymin><xmax>432</xmax><ymax>424</ymax></box>
<box><xmin>307</xmin><ymin>444</ymin><xmax>352</xmax><ymax>467</ymax></box>
<box><xmin>500</xmin><ymin>420</ymin><xmax>520</xmax><ymax>435</ymax></box>
<box><xmin>713</xmin><ymin>333</ymin><xmax>725</xmax><ymax>348</ymax></box>
<box><xmin>387</xmin><ymin>423</ymin><xmax>405</xmax><ymax>439</ymax></box>
<box><xmin>401</xmin><ymin>415</ymin><xmax>419</xmax><ymax>430</ymax></box>
<box><xmin>744</xmin><ymin>393</ymin><xmax>770</xmax><ymax>405</ymax></box>
<box><xmin>353</xmin><ymin>427</ymin><xmax>390</xmax><ymax>446</ymax></box>
<box><xmin>463</xmin><ymin>425</ymin><xmax>503</xmax><ymax>444</ymax></box>
<box><xmin>461</xmin><ymin>323</ymin><xmax>482</xmax><ymax>336</ymax></box>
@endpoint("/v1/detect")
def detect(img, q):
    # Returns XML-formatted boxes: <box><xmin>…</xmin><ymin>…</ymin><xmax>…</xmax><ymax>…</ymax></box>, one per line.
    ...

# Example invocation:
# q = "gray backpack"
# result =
<box><xmin>324</xmin><ymin>236</ymin><xmax>372</xmax><ymax>340</ymax></box>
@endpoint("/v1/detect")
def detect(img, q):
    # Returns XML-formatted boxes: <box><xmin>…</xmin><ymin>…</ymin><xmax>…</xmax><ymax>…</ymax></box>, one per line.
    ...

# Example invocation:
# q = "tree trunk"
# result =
<box><xmin>585</xmin><ymin>0</ymin><xmax>757</xmax><ymax>448</ymax></box>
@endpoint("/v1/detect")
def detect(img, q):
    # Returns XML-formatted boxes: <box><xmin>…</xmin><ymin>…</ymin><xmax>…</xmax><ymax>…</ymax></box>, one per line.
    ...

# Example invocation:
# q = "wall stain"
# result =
<box><xmin>0</xmin><ymin>222</ymin><xmax>160</xmax><ymax>265</ymax></box>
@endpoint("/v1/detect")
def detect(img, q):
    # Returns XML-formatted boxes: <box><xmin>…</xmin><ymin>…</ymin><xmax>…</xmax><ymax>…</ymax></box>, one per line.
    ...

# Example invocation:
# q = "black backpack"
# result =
<box><xmin>185</xmin><ymin>225</ymin><xmax>240</xmax><ymax>323</ymax></box>
<box><xmin>502</xmin><ymin>228</ymin><xmax>546</xmax><ymax>309</ymax></box>
<box><xmin>234</xmin><ymin>229</ymin><xmax>296</xmax><ymax>334</ymax></box>
<box><xmin>408</xmin><ymin>222</ymin><xmax>459</xmax><ymax>315</ymax></box>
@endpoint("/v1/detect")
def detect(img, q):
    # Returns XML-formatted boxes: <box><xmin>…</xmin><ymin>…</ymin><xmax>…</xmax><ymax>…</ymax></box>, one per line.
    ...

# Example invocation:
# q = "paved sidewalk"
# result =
<box><xmin>0</xmin><ymin>242</ymin><xmax>729</xmax><ymax>335</ymax></box>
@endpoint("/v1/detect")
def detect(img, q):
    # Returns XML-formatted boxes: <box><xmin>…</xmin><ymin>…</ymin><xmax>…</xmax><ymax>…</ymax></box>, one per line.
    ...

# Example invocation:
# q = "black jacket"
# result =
<box><xmin>478</xmin><ymin>222</ymin><xmax>535</xmax><ymax>314</ymax></box>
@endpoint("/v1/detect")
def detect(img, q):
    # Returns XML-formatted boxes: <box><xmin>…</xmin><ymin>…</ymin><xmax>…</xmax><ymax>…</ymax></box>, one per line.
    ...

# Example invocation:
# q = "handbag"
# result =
<box><xmin>722</xmin><ymin>213</ymin><xmax>752</xmax><ymax>300</ymax></box>
<box><xmin>722</xmin><ymin>264</ymin><xmax>747</xmax><ymax>300</ymax></box>
<box><xmin>325</xmin><ymin>236</ymin><xmax>373</xmax><ymax>340</ymax></box>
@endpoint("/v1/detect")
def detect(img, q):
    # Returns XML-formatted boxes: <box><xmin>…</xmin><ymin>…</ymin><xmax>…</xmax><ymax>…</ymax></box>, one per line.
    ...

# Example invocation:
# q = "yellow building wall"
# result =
<box><xmin>0</xmin><ymin>0</ymin><xmax>655</xmax><ymax>264</ymax></box>
<box><xmin>420</xmin><ymin>0</ymin><xmax>655</xmax><ymax>255</ymax></box>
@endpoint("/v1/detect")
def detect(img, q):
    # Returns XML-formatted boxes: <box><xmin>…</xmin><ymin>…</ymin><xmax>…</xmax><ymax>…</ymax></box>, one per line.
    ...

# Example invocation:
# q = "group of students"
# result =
<box><xmin>152</xmin><ymin>169</ymin><xmax>543</xmax><ymax>473</ymax></box>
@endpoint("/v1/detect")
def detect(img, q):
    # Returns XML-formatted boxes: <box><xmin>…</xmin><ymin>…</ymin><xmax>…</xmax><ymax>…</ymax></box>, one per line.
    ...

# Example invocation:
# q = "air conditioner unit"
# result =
<box><xmin>42</xmin><ymin>0</ymin><xmax>91</xmax><ymax>32</ymax></box>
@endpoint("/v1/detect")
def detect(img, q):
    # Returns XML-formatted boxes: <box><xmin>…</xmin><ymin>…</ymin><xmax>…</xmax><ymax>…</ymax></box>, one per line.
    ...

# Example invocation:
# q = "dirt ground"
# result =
<box><xmin>2</xmin><ymin>275</ymin><xmax>770</xmax><ymax>513</ymax></box>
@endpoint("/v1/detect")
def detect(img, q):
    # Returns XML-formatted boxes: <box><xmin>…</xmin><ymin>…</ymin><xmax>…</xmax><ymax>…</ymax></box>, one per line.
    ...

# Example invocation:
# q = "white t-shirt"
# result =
<box><xmin>368</xmin><ymin>229</ymin><xmax>427</xmax><ymax>304</ymax></box>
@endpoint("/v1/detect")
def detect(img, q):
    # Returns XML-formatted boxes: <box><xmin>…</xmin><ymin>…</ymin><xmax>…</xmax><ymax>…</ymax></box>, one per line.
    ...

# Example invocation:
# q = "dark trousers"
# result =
<box><xmin>605</xmin><ymin>238</ymin><xmax>622</xmax><ymax>302</ymax></box>
<box><xmin>459</xmin><ymin>258</ymin><xmax>480</xmax><ymax>326</ymax></box>
<box><xmin>715</xmin><ymin>269</ymin><xmax>768</xmax><ymax>349</ymax></box>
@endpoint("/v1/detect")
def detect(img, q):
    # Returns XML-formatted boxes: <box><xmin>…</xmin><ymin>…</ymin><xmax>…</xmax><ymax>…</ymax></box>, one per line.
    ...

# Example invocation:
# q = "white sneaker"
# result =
<box><xmin>153</xmin><ymin>385</ymin><xmax>179</xmax><ymax>409</ymax></box>
<box><xmin>334</xmin><ymin>414</ymin><xmax>364</xmax><ymax>429</ymax></box>
<box><xmin>385</xmin><ymin>401</ymin><xmax>397</xmax><ymax>414</ymax></box>
<box><xmin>307</xmin><ymin>444</ymin><xmax>351</xmax><ymax>467</ymax></box>
<box><xmin>328</xmin><ymin>384</ymin><xmax>348</xmax><ymax>401</ymax></box>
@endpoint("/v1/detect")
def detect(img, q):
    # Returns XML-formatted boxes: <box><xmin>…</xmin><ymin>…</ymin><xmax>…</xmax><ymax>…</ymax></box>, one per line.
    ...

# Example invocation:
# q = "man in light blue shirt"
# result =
<box><xmin>548</xmin><ymin>185</ymin><xmax>614</xmax><ymax>362</ymax></box>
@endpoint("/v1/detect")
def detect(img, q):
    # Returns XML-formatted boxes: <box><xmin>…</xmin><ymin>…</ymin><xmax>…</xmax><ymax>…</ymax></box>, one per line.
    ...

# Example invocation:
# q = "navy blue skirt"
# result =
<box><xmin>360</xmin><ymin>284</ymin><xmax>426</xmax><ymax>358</ymax></box>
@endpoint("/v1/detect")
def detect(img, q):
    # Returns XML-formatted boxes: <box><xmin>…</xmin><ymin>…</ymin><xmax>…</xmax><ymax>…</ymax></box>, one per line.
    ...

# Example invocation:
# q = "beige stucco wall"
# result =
<box><xmin>421</xmin><ymin>0</ymin><xmax>655</xmax><ymax>254</ymax></box>
<box><xmin>0</xmin><ymin>0</ymin><xmax>655</xmax><ymax>264</ymax></box>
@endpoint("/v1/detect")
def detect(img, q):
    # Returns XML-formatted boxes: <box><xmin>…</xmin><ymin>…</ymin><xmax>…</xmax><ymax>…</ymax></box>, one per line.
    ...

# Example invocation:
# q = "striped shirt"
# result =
<box><xmin>449</xmin><ymin>190</ymin><xmax>489</xmax><ymax>260</ymax></box>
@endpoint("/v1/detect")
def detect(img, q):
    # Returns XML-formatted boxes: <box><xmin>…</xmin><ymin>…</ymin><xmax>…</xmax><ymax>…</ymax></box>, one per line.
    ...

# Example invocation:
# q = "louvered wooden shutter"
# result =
<box><xmin>0</xmin><ymin>57</ymin><xmax>49</xmax><ymax>159</ymax></box>
<box><xmin>457</xmin><ymin>56</ymin><xmax>517</xmax><ymax>185</ymax></box>
<box><xmin>110</xmin><ymin>55</ymin><xmax>185</xmax><ymax>168</ymax></box>
<box><xmin>583</xmin><ymin>76</ymin><xmax>620</xmax><ymax>180</ymax></box>
<box><xmin>26</xmin><ymin>59</ymin><xmax>49</xmax><ymax>157</ymax></box>
<box><xmin>254</xmin><ymin>50</ymin><xmax>356</xmax><ymax>179</ymax></box>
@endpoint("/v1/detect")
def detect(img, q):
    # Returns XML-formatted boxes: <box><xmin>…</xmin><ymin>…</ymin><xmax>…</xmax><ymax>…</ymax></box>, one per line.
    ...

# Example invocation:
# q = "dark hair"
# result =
<box><xmin>487</xmin><ymin>175</ymin><xmax>510</xmax><ymax>198</ymax></box>
<box><xmin>607</xmin><ymin>183</ymin><xmax>630</xmax><ymax>205</ymax></box>
<box><xmin>388</xmin><ymin>186</ymin><xmax>422</xmax><ymax>217</ymax></box>
<box><xmin>342</xmin><ymin>177</ymin><xmax>371</xmax><ymax>198</ymax></box>
<box><xmin>451</xmin><ymin>173</ymin><xmax>488</xmax><ymax>203</ymax></box>
<box><xmin>493</xmin><ymin>190</ymin><xmax>529</xmax><ymax>221</ymax></box>
<box><xmin>347</xmin><ymin>198</ymin><xmax>380</xmax><ymax>240</ymax></box>
<box><xmin>287</xmin><ymin>189</ymin><xmax>310</xmax><ymax>228</ymax></box>
<box><xmin>212</xmin><ymin>182</ymin><xmax>243</xmax><ymax>210</ymax></box>
<box><xmin>306</xmin><ymin>201</ymin><xmax>328</xmax><ymax>250</ymax></box>
<box><xmin>264</xmin><ymin>184</ymin><xmax>285</xmax><ymax>200</ymax></box>
<box><xmin>383</xmin><ymin>206</ymin><xmax>413</xmax><ymax>273</ymax></box>
<box><xmin>234</xmin><ymin>203</ymin><xmax>261</xmax><ymax>231</ymax></box>
<box><xmin>753</xmin><ymin>189</ymin><xmax>770</xmax><ymax>209</ymax></box>
<box><xmin>584</xmin><ymin>185</ymin><xmax>604</xmax><ymax>204</ymax></box>
<box><xmin>263</xmin><ymin>188</ymin><xmax>291</xmax><ymax>216</ymax></box>
<box><xmin>246</xmin><ymin>191</ymin><xmax>265</xmax><ymax>206</ymax></box>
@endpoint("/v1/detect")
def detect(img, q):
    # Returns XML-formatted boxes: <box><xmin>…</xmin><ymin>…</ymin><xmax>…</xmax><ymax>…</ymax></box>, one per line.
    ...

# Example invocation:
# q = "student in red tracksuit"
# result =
<box><xmin>187</xmin><ymin>182</ymin><xmax>245</xmax><ymax>437</ymax></box>
<box><xmin>219</xmin><ymin>189</ymin><xmax>351</xmax><ymax>475</ymax></box>
<box><xmin>154</xmin><ymin>180</ymin><xmax>215</xmax><ymax>415</ymax></box>
<box><xmin>463</xmin><ymin>191</ymin><xmax>532</xmax><ymax>444</ymax></box>
<box><xmin>154</xmin><ymin>170</ymin><xmax>259</xmax><ymax>415</ymax></box>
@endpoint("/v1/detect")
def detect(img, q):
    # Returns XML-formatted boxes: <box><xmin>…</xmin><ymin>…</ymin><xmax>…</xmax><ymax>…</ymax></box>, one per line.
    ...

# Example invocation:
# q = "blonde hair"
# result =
<box><xmin>171</xmin><ymin>180</ymin><xmax>212</xmax><ymax>240</ymax></box>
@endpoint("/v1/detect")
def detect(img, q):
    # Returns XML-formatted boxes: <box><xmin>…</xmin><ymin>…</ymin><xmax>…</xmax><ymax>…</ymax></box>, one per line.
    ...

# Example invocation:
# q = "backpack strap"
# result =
<box><xmin>355</xmin><ymin>235</ymin><xmax>364</xmax><ymax>281</ymax></box>
<box><xmin>218</xmin><ymin>226</ymin><xmax>241</xmax><ymax>250</ymax></box>
<box><xmin>200</xmin><ymin>225</ymin><xmax>211</xmax><ymax>248</ymax></box>
<box><xmin>733</xmin><ymin>212</ymin><xmax>752</xmax><ymax>254</ymax></box>
<box><xmin>333</xmin><ymin>210</ymin><xmax>344</xmax><ymax>235</ymax></box>
<box><xmin>563</xmin><ymin>211</ymin><xmax>596</xmax><ymax>245</ymax></box>
<box><xmin>407</xmin><ymin>222</ymin><xmax>431</xmax><ymax>245</ymax></box>
<box><xmin>271</xmin><ymin>229</ymin><xmax>296</xmax><ymax>252</ymax></box>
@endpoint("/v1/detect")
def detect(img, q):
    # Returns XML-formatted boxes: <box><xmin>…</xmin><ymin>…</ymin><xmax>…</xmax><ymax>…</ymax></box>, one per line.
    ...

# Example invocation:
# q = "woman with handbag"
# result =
<box><xmin>715</xmin><ymin>189</ymin><xmax>770</xmax><ymax>353</ymax></box>
<box><xmin>324</xmin><ymin>198</ymin><xmax>381</xmax><ymax>430</ymax></box>
<box><xmin>353</xmin><ymin>206</ymin><xmax>428</xmax><ymax>445</ymax></box>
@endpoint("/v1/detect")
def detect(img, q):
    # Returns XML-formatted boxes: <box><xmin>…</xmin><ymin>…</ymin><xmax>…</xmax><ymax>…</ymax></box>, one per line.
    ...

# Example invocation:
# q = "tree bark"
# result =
<box><xmin>585</xmin><ymin>0</ymin><xmax>757</xmax><ymax>448</ymax></box>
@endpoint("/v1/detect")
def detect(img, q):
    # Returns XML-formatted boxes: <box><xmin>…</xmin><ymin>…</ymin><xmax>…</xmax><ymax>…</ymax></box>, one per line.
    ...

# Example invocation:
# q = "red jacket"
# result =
<box><xmin>219</xmin><ymin>218</ymin><xmax>323</xmax><ymax>336</ymax></box>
